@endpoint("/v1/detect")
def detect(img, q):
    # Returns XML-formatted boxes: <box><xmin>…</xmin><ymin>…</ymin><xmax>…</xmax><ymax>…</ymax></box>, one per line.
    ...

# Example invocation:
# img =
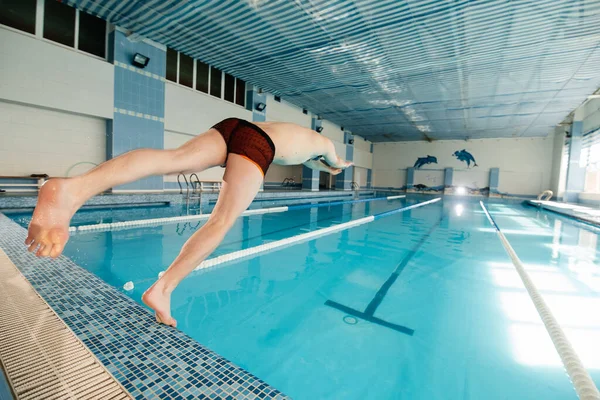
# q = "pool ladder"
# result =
<box><xmin>178</xmin><ymin>173</ymin><xmax>203</xmax><ymax>215</ymax></box>
<box><xmin>281</xmin><ymin>177</ymin><xmax>295</xmax><ymax>189</ymax></box>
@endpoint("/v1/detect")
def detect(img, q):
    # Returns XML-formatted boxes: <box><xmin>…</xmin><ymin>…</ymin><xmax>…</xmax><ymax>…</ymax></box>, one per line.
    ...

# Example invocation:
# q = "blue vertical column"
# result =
<box><xmin>335</xmin><ymin>132</ymin><xmax>354</xmax><ymax>190</ymax></box>
<box><xmin>302</xmin><ymin>118</ymin><xmax>322</xmax><ymax>191</ymax></box>
<box><xmin>366</xmin><ymin>142</ymin><xmax>374</xmax><ymax>189</ymax></box>
<box><xmin>247</xmin><ymin>87</ymin><xmax>267</xmax><ymax>123</ymax></box>
<box><xmin>565</xmin><ymin>120</ymin><xmax>586</xmax><ymax>203</ymax></box>
<box><xmin>443</xmin><ymin>167</ymin><xmax>453</xmax><ymax>194</ymax></box>
<box><xmin>406</xmin><ymin>167</ymin><xmax>415</xmax><ymax>191</ymax></box>
<box><xmin>108</xmin><ymin>30</ymin><xmax>166</xmax><ymax>191</ymax></box>
<box><xmin>489</xmin><ymin>168</ymin><xmax>500</xmax><ymax>197</ymax></box>
<box><xmin>247</xmin><ymin>87</ymin><xmax>267</xmax><ymax>190</ymax></box>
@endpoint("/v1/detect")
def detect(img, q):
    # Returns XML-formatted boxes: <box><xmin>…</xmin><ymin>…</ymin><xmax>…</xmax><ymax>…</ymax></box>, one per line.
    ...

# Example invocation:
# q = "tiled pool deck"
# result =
<box><xmin>0</xmin><ymin>190</ymin><xmax>372</xmax><ymax>210</ymax></box>
<box><xmin>0</xmin><ymin>214</ymin><xmax>288</xmax><ymax>400</ymax></box>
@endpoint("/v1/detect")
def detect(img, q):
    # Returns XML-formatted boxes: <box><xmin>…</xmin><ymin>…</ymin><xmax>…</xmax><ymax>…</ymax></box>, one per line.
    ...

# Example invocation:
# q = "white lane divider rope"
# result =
<box><xmin>195</xmin><ymin>198</ymin><xmax>440</xmax><ymax>272</ymax></box>
<box><xmin>69</xmin><ymin>195</ymin><xmax>406</xmax><ymax>233</ymax></box>
<box><xmin>480</xmin><ymin>201</ymin><xmax>600</xmax><ymax>400</ymax></box>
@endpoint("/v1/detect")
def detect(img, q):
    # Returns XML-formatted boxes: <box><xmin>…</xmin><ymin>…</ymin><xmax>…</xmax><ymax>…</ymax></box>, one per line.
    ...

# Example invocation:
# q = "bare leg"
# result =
<box><xmin>26</xmin><ymin>129</ymin><xmax>227</xmax><ymax>258</ymax></box>
<box><xmin>142</xmin><ymin>154</ymin><xmax>264</xmax><ymax>326</ymax></box>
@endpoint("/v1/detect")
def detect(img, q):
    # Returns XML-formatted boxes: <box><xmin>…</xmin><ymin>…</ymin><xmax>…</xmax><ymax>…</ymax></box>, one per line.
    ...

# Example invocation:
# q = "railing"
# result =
<box><xmin>189</xmin><ymin>173</ymin><xmax>201</xmax><ymax>193</ymax></box>
<box><xmin>351</xmin><ymin>181</ymin><xmax>360</xmax><ymax>190</ymax></box>
<box><xmin>177</xmin><ymin>173</ymin><xmax>189</xmax><ymax>196</ymax></box>
<box><xmin>282</xmin><ymin>177</ymin><xmax>295</xmax><ymax>189</ymax></box>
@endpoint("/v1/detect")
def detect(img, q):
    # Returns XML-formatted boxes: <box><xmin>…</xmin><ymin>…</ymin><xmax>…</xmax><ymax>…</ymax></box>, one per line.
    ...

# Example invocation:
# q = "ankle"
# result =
<box><xmin>153</xmin><ymin>278</ymin><xmax>176</xmax><ymax>295</ymax></box>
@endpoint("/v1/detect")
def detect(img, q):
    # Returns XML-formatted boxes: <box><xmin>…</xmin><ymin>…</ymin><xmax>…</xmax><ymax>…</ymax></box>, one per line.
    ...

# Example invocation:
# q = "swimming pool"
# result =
<box><xmin>10</xmin><ymin>195</ymin><xmax>600</xmax><ymax>399</ymax></box>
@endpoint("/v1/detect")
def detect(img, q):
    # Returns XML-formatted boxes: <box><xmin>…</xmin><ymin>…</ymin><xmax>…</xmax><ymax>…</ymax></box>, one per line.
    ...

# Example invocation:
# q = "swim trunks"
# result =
<box><xmin>211</xmin><ymin>118</ymin><xmax>276</xmax><ymax>176</ymax></box>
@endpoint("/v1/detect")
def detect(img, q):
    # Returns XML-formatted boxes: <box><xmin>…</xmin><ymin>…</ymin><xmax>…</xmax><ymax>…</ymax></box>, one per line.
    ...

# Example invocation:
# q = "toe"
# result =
<box><xmin>36</xmin><ymin>244</ymin><xmax>46</xmax><ymax>257</ymax></box>
<box><xmin>25</xmin><ymin>235</ymin><xmax>34</xmax><ymax>246</ymax></box>
<box><xmin>39</xmin><ymin>244</ymin><xmax>52</xmax><ymax>257</ymax></box>
<box><xmin>27</xmin><ymin>241</ymin><xmax>38</xmax><ymax>253</ymax></box>
<box><xmin>49</xmin><ymin>243</ymin><xmax>64</xmax><ymax>259</ymax></box>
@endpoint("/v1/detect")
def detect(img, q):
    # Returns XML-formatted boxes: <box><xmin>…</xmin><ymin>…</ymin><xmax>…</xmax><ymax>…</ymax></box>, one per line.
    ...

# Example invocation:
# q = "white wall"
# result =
<box><xmin>265</xmin><ymin>164</ymin><xmax>303</xmax><ymax>184</ymax></box>
<box><xmin>582</xmin><ymin>98</ymin><xmax>600</xmax><ymax>134</ymax></box>
<box><xmin>414</xmin><ymin>169</ymin><xmax>444</xmax><ymax>188</ymax></box>
<box><xmin>373</xmin><ymin>136</ymin><xmax>557</xmax><ymax>195</ymax></box>
<box><xmin>0</xmin><ymin>101</ymin><xmax>106</xmax><ymax>177</ymax></box>
<box><xmin>549</xmin><ymin>126</ymin><xmax>566</xmax><ymax>196</ymax></box>
<box><xmin>353</xmin><ymin>135</ymin><xmax>371</xmax><ymax>152</ymax></box>
<box><xmin>165</xmin><ymin>83</ymin><xmax>251</xmax><ymax>135</ymax></box>
<box><xmin>321</xmin><ymin>120</ymin><xmax>344</xmax><ymax>143</ymax></box>
<box><xmin>354</xmin><ymin>167</ymin><xmax>368</xmax><ymax>187</ymax></box>
<box><xmin>0</xmin><ymin>27</ymin><xmax>113</xmax><ymax>119</ymax></box>
<box><xmin>353</xmin><ymin>148</ymin><xmax>373</xmax><ymax>169</ymax></box>
<box><xmin>265</xmin><ymin>94</ymin><xmax>311</xmax><ymax>127</ymax></box>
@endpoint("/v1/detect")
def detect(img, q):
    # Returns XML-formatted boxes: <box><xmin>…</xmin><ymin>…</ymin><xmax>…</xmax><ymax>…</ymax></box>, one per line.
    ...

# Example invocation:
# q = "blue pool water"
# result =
<box><xmin>10</xmin><ymin>196</ymin><xmax>600</xmax><ymax>399</ymax></box>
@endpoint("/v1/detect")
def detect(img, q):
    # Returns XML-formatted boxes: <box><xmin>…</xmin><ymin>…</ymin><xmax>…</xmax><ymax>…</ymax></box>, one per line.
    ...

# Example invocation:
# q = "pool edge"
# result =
<box><xmin>0</xmin><ymin>213</ymin><xmax>289</xmax><ymax>400</ymax></box>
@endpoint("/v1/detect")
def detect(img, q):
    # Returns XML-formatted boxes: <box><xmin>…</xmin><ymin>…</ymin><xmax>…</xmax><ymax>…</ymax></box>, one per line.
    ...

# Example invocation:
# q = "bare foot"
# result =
<box><xmin>26</xmin><ymin>179</ymin><xmax>78</xmax><ymax>258</ymax></box>
<box><xmin>142</xmin><ymin>283</ymin><xmax>177</xmax><ymax>327</ymax></box>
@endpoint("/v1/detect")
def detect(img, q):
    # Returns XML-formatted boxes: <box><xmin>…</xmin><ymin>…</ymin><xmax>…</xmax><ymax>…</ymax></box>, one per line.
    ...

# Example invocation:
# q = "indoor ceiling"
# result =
<box><xmin>69</xmin><ymin>0</ymin><xmax>600</xmax><ymax>142</ymax></box>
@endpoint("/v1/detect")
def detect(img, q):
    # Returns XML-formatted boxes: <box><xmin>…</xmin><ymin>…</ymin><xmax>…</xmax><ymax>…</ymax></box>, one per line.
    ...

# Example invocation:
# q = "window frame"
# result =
<box><xmin>0</xmin><ymin>0</ymin><xmax>108</xmax><ymax>62</ymax></box>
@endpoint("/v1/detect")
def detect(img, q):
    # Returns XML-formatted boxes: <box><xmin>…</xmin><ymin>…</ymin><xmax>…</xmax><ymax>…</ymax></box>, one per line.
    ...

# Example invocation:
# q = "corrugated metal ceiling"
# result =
<box><xmin>69</xmin><ymin>0</ymin><xmax>600</xmax><ymax>141</ymax></box>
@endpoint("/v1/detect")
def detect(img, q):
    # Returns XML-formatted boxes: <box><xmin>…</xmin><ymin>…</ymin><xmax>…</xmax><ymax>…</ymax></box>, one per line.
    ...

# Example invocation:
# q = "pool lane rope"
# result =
<box><xmin>69</xmin><ymin>195</ymin><xmax>406</xmax><ymax>233</ymax></box>
<box><xmin>480</xmin><ymin>201</ymin><xmax>600</xmax><ymax>400</ymax></box>
<box><xmin>194</xmin><ymin>198</ymin><xmax>441</xmax><ymax>272</ymax></box>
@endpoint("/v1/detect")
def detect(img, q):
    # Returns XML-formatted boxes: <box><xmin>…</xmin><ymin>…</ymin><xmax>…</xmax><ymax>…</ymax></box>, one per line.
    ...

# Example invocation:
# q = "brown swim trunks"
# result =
<box><xmin>211</xmin><ymin>118</ymin><xmax>276</xmax><ymax>176</ymax></box>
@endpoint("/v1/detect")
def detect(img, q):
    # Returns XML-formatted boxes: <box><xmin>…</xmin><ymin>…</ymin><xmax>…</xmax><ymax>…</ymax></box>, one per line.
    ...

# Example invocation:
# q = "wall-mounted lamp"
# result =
<box><xmin>255</xmin><ymin>102</ymin><xmax>267</xmax><ymax>112</ymax></box>
<box><xmin>316</xmin><ymin>126</ymin><xmax>324</xmax><ymax>133</ymax></box>
<box><xmin>348</xmin><ymin>139</ymin><xmax>354</xmax><ymax>145</ymax></box>
<box><xmin>132</xmin><ymin>53</ymin><xmax>150</xmax><ymax>68</ymax></box>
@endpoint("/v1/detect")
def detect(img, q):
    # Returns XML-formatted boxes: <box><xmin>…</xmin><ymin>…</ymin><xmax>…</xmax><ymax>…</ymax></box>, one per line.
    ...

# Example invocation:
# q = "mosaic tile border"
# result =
<box><xmin>0</xmin><ymin>214</ymin><xmax>288</xmax><ymax>400</ymax></box>
<box><xmin>0</xmin><ymin>189</ymin><xmax>372</xmax><ymax>210</ymax></box>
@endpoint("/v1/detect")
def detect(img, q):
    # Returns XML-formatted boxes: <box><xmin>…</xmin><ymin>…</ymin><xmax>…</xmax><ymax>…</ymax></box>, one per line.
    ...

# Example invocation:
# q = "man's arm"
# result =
<box><xmin>302</xmin><ymin>159</ymin><xmax>343</xmax><ymax>175</ymax></box>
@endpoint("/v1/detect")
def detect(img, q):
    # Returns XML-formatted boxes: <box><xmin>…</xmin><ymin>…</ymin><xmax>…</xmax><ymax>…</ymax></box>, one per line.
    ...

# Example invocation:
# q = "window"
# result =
<box><xmin>166</xmin><ymin>49</ymin><xmax>246</xmax><ymax>106</ymax></box>
<box><xmin>210</xmin><ymin>66</ymin><xmax>222</xmax><ymax>98</ymax></box>
<box><xmin>235</xmin><ymin>78</ymin><xmax>245</xmax><ymax>107</ymax></box>
<box><xmin>224</xmin><ymin>73</ymin><xmax>235</xmax><ymax>103</ymax></box>
<box><xmin>0</xmin><ymin>0</ymin><xmax>36</xmax><ymax>34</ymax></box>
<box><xmin>78</xmin><ymin>11</ymin><xmax>106</xmax><ymax>58</ymax></box>
<box><xmin>178</xmin><ymin>52</ymin><xmax>193</xmax><ymax>88</ymax></box>
<box><xmin>274</xmin><ymin>95</ymin><xmax>281</xmax><ymax>102</ymax></box>
<box><xmin>196</xmin><ymin>60</ymin><xmax>209</xmax><ymax>93</ymax></box>
<box><xmin>44</xmin><ymin>0</ymin><xmax>76</xmax><ymax>47</ymax></box>
<box><xmin>166</xmin><ymin>47</ymin><xmax>178</xmax><ymax>82</ymax></box>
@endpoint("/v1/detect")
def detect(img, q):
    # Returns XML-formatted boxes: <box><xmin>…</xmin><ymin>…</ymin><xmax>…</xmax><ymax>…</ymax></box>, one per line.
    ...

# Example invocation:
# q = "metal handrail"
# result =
<box><xmin>177</xmin><ymin>173</ymin><xmax>189</xmax><ymax>196</ymax></box>
<box><xmin>189</xmin><ymin>173</ymin><xmax>201</xmax><ymax>193</ymax></box>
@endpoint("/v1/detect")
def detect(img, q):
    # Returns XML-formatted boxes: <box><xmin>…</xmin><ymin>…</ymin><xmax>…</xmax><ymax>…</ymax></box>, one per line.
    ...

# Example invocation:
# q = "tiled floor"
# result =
<box><xmin>0</xmin><ymin>214</ymin><xmax>288</xmax><ymax>400</ymax></box>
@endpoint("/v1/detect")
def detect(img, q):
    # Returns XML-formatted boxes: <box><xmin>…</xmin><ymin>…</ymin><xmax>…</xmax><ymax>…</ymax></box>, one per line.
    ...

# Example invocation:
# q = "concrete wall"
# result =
<box><xmin>0</xmin><ymin>101</ymin><xmax>106</xmax><ymax>177</ymax></box>
<box><xmin>549</xmin><ymin>127</ymin><xmax>567</xmax><ymax>197</ymax></box>
<box><xmin>583</xmin><ymin>98</ymin><xmax>600</xmax><ymax>135</ymax></box>
<box><xmin>0</xmin><ymin>28</ymin><xmax>113</xmax><ymax>119</ymax></box>
<box><xmin>0</xmin><ymin>27</ymin><xmax>111</xmax><ymax>178</ymax></box>
<box><xmin>265</xmin><ymin>94</ymin><xmax>311</xmax><ymax>127</ymax></box>
<box><xmin>164</xmin><ymin>82</ymin><xmax>251</xmax><ymax>135</ymax></box>
<box><xmin>1</xmin><ymin>25</ymin><xmax>372</xmax><ymax>190</ymax></box>
<box><xmin>373</xmin><ymin>136</ymin><xmax>556</xmax><ymax>196</ymax></box>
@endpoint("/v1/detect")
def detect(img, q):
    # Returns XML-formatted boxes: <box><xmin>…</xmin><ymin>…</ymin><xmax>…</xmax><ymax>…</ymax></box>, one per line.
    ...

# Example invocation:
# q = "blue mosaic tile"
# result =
<box><xmin>0</xmin><ymin>214</ymin><xmax>288</xmax><ymax>400</ymax></box>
